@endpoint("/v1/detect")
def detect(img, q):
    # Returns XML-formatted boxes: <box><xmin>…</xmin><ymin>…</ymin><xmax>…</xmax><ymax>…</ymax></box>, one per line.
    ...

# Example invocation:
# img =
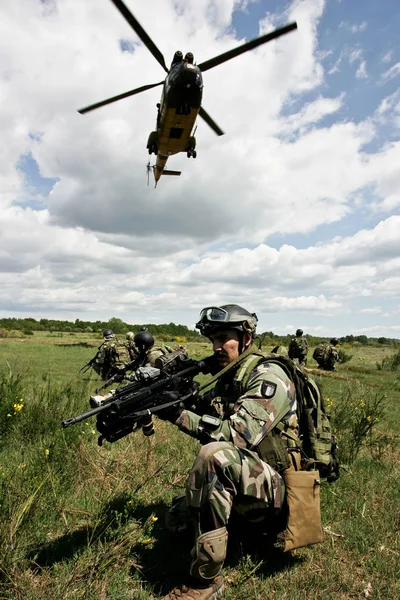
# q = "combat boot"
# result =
<box><xmin>162</xmin><ymin>527</ymin><xmax>228</xmax><ymax>600</ymax></box>
<box><xmin>161</xmin><ymin>575</ymin><xmax>224</xmax><ymax>600</ymax></box>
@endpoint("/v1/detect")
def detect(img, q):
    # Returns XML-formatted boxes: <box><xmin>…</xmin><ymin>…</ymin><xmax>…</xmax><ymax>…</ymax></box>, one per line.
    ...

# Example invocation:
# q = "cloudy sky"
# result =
<box><xmin>1</xmin><ymin>0</ymin><xmax>399</xmax><ymax>337</ymax></box>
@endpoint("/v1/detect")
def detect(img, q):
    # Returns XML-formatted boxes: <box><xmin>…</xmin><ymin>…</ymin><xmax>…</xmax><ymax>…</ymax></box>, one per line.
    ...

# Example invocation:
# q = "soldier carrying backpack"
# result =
<box><xmin>89</xmin><ymin>329</ymin><xmax>131</xmax><ymax>381</ymax></box>
<box><xmin>313</xmin><ymin>338</ymin><xmax>340</xmax><ymax>371</ymax></box>
<box><xmin>288</xmin><ymin>328</ymin><xmax>309</xmax><ymax>366</ymax></box>
<box><xmin>156</xmin><ymin>304</ymin><xmax>339</xmax><ymax>600</ymax></box>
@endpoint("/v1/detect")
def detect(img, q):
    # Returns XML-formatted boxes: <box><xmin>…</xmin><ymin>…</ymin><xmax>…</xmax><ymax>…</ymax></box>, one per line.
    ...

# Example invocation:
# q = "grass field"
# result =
<box><xmin>0</xmin><ymin>333</ymin><xmax>399</xmax><ymax>599</ymax></box>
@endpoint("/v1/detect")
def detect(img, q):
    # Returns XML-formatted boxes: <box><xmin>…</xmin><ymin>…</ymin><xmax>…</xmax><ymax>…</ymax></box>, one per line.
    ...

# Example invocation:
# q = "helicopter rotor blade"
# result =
<box><xmin>197</xmin><ymin>22</ymin><xmax>297</xmax><ymax>73</ymax></box>
<box><xmin>110</xmin><ymin>0</ymin><xmax>169</xmax><ymax>73</ymax></box>
<box><xmin>199</xmin><ymin>107</ymin><xmax>224</xmax><ymax>136</ymax></box>
<box><xmin>77</xmin><ymin>81</ymin><xmax>164</xmax><ymax>114</ymax></box>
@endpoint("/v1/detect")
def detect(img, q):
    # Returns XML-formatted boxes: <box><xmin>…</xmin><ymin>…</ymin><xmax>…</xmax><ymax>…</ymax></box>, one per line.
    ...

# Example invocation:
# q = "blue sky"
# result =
<box><xmin>1</xmin><ymin>0</ymin><xmax>399</xmax><ymax>337</ymax></box>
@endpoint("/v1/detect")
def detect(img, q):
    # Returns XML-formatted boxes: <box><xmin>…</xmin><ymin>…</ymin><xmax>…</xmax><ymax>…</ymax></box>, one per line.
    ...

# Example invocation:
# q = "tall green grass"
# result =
<box><xmin>0</xmin><ymin>339</ymin><xmax>399</xmax><ymax>599</ymax></box>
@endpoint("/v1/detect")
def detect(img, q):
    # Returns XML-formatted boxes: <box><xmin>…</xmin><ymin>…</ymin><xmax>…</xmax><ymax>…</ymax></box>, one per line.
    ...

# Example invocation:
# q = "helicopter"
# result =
<box><xmin>78</xmin><ymin>0</ymin><xmax>297</xmax><ymax>186</ymax></box>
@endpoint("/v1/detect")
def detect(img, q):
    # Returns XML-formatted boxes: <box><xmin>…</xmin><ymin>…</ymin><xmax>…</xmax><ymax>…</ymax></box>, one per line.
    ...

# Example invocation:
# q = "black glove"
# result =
<box><xmin>156</xmin><ymin>391</ymin><xmax>183</xmax><ymax>423</ymax></box>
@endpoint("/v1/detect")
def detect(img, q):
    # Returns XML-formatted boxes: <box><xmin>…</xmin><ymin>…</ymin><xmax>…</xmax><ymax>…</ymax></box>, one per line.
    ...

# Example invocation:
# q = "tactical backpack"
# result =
<box><xmin>232</xmin><ymin>351</ymin><xmax>338</xmax><ymax>479</ymax></box>
<box><xmin>313</xmin><ymin>343</ymin><xmax>330</xmax><ymax>363</ymax></box>
<box><xmin>110</xmin><ymin>341</ymin><xmax>131</xmax><ymax>367</ymax></box>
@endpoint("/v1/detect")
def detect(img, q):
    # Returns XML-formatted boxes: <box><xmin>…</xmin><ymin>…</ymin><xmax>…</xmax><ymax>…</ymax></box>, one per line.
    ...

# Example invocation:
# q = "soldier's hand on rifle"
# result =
<box><xmin>156</xmin><ymin>391</ymin><xmax>183</xmax><ymax>423</ymax></box>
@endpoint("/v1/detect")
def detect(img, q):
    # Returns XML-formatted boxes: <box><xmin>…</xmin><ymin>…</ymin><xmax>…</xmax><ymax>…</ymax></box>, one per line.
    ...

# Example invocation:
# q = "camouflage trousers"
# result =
<box><xmin>186</xmin><ymin>441</ymin><xmax>285</xmax><ymax>535</ymax></box>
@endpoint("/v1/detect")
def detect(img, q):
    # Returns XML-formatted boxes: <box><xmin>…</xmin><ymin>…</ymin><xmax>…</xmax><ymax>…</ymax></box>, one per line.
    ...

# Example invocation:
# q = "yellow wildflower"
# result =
<box><xmin>45</xmin><ymin>449</ymin><xmax>50</xmax><ymax>457</ymax></box>
<box><xmin>142</xmin><ymin>538</ymin><xmax>153</xmax><ymax>545</ymax></box>
<box><xmin>375</xmin><ymin>417</ymin><xmax>379</xmax><ymax>422</ymax></box>
<box><xmin>7</xmin><ymin>414</ymin><xmax>12</xmax><ymax>418</ymax></box>
<box><xmin>150</xmin><ymin>515</ymin><xmax>158</xmax><ymax>522</ymax></box>
<box><xmin>13</xmin><ymin>403</ymin><xmax>24</xmax><ymax>412</ymax></box>
<box><xmin>366</xmin><ymin>416</ymin><xmax>371</xmax><ymax>422</ymax></box>
<box><xmin>19</xmin><ymin>463</ymin><xmax>27</xmax><ymax>470</ymax></box>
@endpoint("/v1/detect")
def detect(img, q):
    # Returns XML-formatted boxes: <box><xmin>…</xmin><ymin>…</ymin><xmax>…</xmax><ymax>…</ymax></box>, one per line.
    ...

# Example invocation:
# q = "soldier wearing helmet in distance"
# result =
<box><xmin>157</xmin><ymin>304</ymin><xmax>304</xmax><ymax>600</ymax></box>
<box><xmin>313</xmin><ymin>337</ymin><xmax>340</xmax><ymax>371</ymax></box>
<box><xmin>89</xmin><ymin>329</ymin><xmax>131</xmax><ymax>381</ymax></box>
<box><xmin>288</xmin><ymin>328</ymin><xmax>309</xmax><ymax>366</ymax></box>
<box><xmin>132</xmin><ymin>328</ymin><xmax>174</xmax><ymax>368</ymax></box>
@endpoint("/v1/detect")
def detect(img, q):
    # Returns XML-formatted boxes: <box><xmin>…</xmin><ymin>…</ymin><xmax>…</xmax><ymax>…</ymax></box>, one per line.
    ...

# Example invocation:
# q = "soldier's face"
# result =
<box><xmin>209</xmin><ymin>329</ymin><xmax>251</xmax><ymax>368</ymax></box>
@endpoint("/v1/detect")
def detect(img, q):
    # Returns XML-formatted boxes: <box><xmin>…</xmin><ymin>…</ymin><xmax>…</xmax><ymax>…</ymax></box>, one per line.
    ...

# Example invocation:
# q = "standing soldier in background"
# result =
<box><xmin>313</xmin><ymin>338</ymin><xmax>340</xmax><ymax>371</ymax></box>
<box><xmin>125</xmin><ymin>331</ymin><xmax>138</xmax><ymax>360</ymax></box>
<box><xmin>88</xmin><ymin>329</ymin><xmax>131</xmax><ymax>381</ymax></box>
<box><xmin>288</xmin><ymin>329</ymin><xmax>309</xmax><ymax>366</ymax></box>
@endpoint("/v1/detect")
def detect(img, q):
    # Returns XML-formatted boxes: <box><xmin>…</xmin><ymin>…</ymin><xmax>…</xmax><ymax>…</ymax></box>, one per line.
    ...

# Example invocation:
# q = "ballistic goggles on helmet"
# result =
<box><xmin>196</xmin><ymin>305</ymin><xmax>258</xmax><ymax>337</ymax></box>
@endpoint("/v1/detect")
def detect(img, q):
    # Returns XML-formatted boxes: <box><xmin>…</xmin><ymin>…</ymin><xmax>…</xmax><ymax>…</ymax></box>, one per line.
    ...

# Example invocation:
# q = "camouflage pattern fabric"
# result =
<box><xmin>271</xmin><ymin>345</ymin><xmax>288</xmax><ymax>356</ymax></box>
<box><xmin>127</xmin><ymin>341</ymin><xmax>139</xmax><ymax>361</ymax></box>
<box><xmin>186</xmin><ymin>441</ymin><xmax>285</xmax><ymax>534</ymax></box>
<box><xmin>288</xmin><ymin>336</ymin><xmax>309</xmax><ymax>365</ymax></box>
<box><xmin>173</xmin><ymin>346</ymin><xmax>298</xmax><ymax>536</ymax></box>
<box><xmin>146</xmin><ymin>345</ymin><xmax>173</xmax><ymax>367</ymax></box>
<box><xmin>176</xmin><ymin>357</ymin><xmax>299</xmax><ymax>451</ymax></box>
<box><xmin>93</xmin><ymin>339</ymin><xmax>130</xmax><ymax>380</ymax></box>
<box><xmin>313</xmin><ymin>343</ymin><xmax>339</xmax><ymax>371</ymax></box>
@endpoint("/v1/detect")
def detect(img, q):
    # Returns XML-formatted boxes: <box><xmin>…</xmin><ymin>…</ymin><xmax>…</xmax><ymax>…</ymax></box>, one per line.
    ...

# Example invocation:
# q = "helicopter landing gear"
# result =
<box><xmin>187</xmin><ymin>149</ymin><xmax>197</xmax><ymax>158</ymax></box>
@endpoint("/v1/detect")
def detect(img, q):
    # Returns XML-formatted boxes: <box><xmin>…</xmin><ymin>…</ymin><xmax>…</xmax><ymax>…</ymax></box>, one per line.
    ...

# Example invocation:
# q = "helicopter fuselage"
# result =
<box><xmin>78</xmin><ymin>1</ymin><xmax>297</xmax><ymax>187</ymax></box>
<box><xmin>147</xmin><ymin>58</ymin><xmax>203</xmax><ymax>182</ymax></box>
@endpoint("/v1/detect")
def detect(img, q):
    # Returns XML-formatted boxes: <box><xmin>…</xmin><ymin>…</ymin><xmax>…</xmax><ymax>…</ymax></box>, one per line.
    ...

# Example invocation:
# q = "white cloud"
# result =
<box><xmin>381</xmin><ymin>62</ymin><xmax>400</xmax><ymax>81</ymax></box>
<box><xmin>382</xmin><ymin>50</ymin><xmax>393</xmax><ymax>63</ymax></box>
<box><xmin>0</xmin><ymin>0</ymin><xmax>399</xmax><ymax>338</ymax></box>
<box><xmin>340</xmin><ymin>21</ymin><xmax>367</xmax><ymax>33</ymax></box>
<box><xmin>356</xmin><ymin>60</ymin><xmax>367</xmax><ymax>79</ymax></box>
<box><xmin>360</xmin><ymin>308</ymin><xmax>382</xmax><ymax>315</ymax></box>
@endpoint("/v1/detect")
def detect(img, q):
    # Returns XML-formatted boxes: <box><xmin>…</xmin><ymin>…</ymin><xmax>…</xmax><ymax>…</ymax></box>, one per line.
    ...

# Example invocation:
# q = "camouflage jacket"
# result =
<box><xmin>93</xmin><ymin>339</ymin><xmax>130</xmax><ymax>379</ymax></box>
<box><xmin>288</xmin><ymin>336</ymin><xmax>309</xmax><ymax>359</ymax></box>
<box><xmin>313</xmin><ymin>343</ymin><xmax>339</xmax><ymax>364</ymax></box>
<box><xmin>175</xmin><ymin>346</ymin><xmax>298</xmax><ymax>456</ymax></box>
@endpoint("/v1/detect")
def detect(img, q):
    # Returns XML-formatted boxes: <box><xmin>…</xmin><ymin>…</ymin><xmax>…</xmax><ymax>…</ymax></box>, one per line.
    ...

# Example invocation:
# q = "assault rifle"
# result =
<box><xmin>80</xmin><ymin>356</ymin><xmax>97</xmax><ymax>374</ymax></box>
<box><xmin>62</xmin><ymin>349</ymin><xmax>211</xmax><ymax>446</ymax></box>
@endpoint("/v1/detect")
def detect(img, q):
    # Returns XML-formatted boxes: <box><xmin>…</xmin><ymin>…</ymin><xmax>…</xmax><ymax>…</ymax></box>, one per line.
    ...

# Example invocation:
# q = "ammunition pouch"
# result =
<box><xmin>283</xmin><ymin>469</ymin><xmax>323</xmax><ymax>551</ymax></box>
<box><xmin>256</xmin><ymin>430</ymin><xmax>291</xmax><ymax>474</ymax></box>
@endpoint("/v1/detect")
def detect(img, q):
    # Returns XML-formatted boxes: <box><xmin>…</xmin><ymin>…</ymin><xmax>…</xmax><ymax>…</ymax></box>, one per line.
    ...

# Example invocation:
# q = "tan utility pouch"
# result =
<box><xmin>283</xmin><ymin>469</ymin><xmax>323</xmax><ymax>552</ymax></box>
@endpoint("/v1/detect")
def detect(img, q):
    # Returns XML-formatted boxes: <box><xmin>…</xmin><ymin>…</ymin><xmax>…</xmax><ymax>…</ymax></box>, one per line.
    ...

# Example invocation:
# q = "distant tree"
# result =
<box><xmin>107</xmin><ymin>317</ymin><xmax>126</xmax><ymax>334</ymax></box>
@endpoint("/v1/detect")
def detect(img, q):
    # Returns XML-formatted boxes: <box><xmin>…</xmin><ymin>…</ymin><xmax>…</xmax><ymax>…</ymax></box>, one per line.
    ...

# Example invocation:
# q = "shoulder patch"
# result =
<box><xmin>261</xmin><ymin>381</ymin><xmax>277</xmax><ymax>398</ymax></box>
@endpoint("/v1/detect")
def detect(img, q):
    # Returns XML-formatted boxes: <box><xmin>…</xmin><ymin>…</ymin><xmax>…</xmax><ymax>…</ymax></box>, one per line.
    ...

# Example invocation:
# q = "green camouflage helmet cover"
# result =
<box><xmin>196</xmin><ymin>304</ymin><xmax>258</xmax><ymax>338</ymax></box>
<box><xmin>126</xmin><ymin>331</ymin><xmax>135</xmax><ymax>340</ymax></box>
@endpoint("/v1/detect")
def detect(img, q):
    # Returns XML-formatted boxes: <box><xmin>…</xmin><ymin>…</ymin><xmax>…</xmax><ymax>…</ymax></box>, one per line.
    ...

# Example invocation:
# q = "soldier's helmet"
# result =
<box><xmin>296</xmin><ymin>329</ymin><xmax>303</xmax><ymax>337</ymax></box>
<box><xmin>330</xmin><ymin>337</ymin><xmax>339</xmax><ymax>346</ymax></box>
<box><xmin>103</xmin><ymin>329</ymin><xmax>114</xmax><ymax>340</ymax></box>
<box><xmin>196</xmin><ymin>304</ymin><xmax>258</xmax><ymax>338</ymax></box>
<box><xmin>134</xmin><ymin>330</ymin><xmax>155</xmax><ymax>350</ymax></box>
<box><xmin>140</xmin><ymin>326</ymin><xmax>148</xmax><ymax>332</ymax></box>
<box><xmin>126</xmin><ymin>331</ymin><xmax>135</xmax><ymax>340</ymax></box>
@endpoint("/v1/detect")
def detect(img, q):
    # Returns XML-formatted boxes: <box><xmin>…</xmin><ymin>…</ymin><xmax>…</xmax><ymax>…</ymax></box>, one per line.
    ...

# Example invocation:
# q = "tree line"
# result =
<box><xmin>0</xmin><ymin>317</ymin><xmax>398</xmax><ymax>346</ymax></box>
